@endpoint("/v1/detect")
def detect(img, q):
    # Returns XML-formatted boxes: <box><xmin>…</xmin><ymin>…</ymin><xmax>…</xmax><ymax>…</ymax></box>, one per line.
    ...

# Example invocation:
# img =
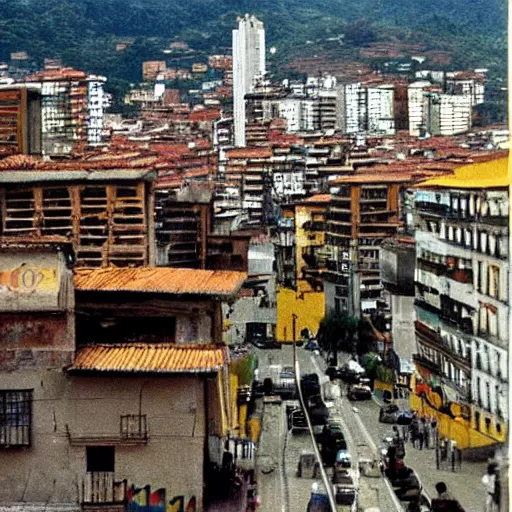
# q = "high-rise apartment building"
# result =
<box><xmin>232</xmin><ymin>14</ymin><xmax>266</xmax><ymax>147</ymax></box>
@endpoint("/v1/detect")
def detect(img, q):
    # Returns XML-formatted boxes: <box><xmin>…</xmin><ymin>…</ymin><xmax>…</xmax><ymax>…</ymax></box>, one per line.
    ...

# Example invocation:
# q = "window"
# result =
<box><xmin>487</xmin><ymin>265</ymin><xmax>500</xmax><ymax>299</ymax></box>
<box><xmin>86</xmin><ymin>446</ymin><xmax>115</xmax><ymax>473</ymax></box>
<box><xmin>0</xmin><ymin>390</ymin><xmax>32</xmax><ymax>447</ymax></box>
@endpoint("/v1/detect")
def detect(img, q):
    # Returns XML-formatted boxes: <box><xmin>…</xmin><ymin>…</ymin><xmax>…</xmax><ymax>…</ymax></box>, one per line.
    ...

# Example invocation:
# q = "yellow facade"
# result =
<box><xmin>410</xmin><ymin>393</ymin><xmax>506</xmax><ymax>450</ymax></box>
<box><xmin>277</xmin><ymin>284</ymin><xmax>325</xmax><ymax>341</ymax></box>
<box><xmin>277</xmin><ymin>199</ymin><xmax>328</xmax><ymax>341</ymax></box>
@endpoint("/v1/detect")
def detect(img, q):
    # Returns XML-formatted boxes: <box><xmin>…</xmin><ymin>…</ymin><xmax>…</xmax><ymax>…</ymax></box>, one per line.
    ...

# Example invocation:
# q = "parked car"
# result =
<box><xmin>287</xmin><ymin>402</ymin><xmax>307</xmax><ymax>433</ymax></box>
<box><xmin>251</xmin><ymin>337</ymin><xmax>281</xmax><ymax>349</ymax></box>
<box><xmin>347</xmin><ymin>384</ymin><xmax>372</xmax><ymax>401</ymax></box>
<box><xmin>301</xmin><ymin>373</ymin><xmax>321</xmax><ymax>401</ymax></box>
<box><xmin>307</xmin><ymin>394</ymin><xmax>330</xmax><ymax>426</ymax></box>
<box><xmin>274</xmin><ymin>368</ymin><xmax>297</xmax><ymax>399</ymax></box>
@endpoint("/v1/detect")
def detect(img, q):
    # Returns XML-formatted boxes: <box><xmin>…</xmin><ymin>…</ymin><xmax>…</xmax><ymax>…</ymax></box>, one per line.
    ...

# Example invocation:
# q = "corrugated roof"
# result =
<box><xmin>74</xmin><ymin>267</ymin><xmax>247</xmax><ymax>298</ymax></box>
<box><xmin>416</xmin><ymin>156</ymin><xmax>509</xmax><ymax>189</ymax></box>
<box><xmin>68</xmin><ymin>343</ymin><xmax>227</xmax><ymax>374</ymax></box>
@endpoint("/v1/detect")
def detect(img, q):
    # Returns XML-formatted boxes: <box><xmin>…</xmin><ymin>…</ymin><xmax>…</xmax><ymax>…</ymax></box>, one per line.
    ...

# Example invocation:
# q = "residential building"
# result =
<box><xmin>0</xmin><ymin>263</ymin><xmax>246</xmax><ymax>511</ymax></box>
<box><xmin>26</xmin><ymin>68</ymin><xmax>107</xmax><ymax>155</ymax></box>
<box><xmin>0</xmin><ymin>84</ymin><xmax>42</xmax><ymax>155</ymax></box>
<box><xmin>0</xmin><ymin>159</ymin><xmax>156</xmax><ymax>267</ymax></box>
<box><xmin>408</xmin><ymin>81</ymin><xmax>434</xmax><ymax>136</ymax></box>
<box><xmin>154</xmin><ymin>183</ymin><xmax>213</xmax><ymax>268</ymax></box>
<box><xmin>232</xmin><ymin>14</ymin><xmax>266</xmax><ymax>147</ymax></box>
<box><xmin>276</xmin><ymin>194</ymin><xmax>330</xmax><ymax>341</ymax></box>
<box><xmin>423</xmin><ymin>93</ymin><xmax>472</xmax><ymax>136</ymax></box>
<box><xmin>380</xmin><ymin>237</ymin><xmax>416</xmax><ymax>362</ymax></box>
<box><xmin>412</xmin><ymin>155</ymin><xmax>508</xmax><ymax>448</ymax></box>
<box><xmin>445</xmin><ymin>71</ymin><xmax>486</xmax><ymax>107</ymax></box>
<box><xmin>324</xmin><ymin>175</ymin><xmax>402</xmax><ymax>317</ymax></box>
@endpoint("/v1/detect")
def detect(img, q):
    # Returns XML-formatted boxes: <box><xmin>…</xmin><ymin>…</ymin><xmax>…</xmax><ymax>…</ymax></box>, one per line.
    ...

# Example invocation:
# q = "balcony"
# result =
<box><xmin>70</xmin><ymin>415</ymin><xmax>148</xmax><ymax>446</ymax></box>
<box><xmin>82</xmin><ymin>472</ymin><xmax>126</xmax><ymax>506</ymax></box>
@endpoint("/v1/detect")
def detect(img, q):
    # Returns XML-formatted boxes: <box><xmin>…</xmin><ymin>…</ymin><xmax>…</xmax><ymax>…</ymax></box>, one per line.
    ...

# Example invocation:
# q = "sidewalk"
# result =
<box><xmin>356</xmin><ymin>397</ymin><xmax>488</xmax><ymax>512</ymax></box>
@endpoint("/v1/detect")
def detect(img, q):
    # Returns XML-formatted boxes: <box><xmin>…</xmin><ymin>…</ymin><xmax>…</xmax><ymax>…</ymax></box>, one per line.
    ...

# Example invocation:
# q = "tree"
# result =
<box><xmin>317</xmin><ymin>311</ymin><xmax>358</xmax><ymax>364</ymax></box>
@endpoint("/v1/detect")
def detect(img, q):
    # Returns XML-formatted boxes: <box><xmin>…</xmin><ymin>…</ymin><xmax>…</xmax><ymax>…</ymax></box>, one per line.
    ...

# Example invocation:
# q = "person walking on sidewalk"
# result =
<box><xmin>424</xmin><ymin>417</ymin><xmax>431</xmax><ymax>449</ymax></box>
<box><xmin>416</xmin><ymin>418</ymin><xmax>425</xmax><ymax>450</ymax></box>
<box><xmin>482</xmin><ymin>463</ymin><xmax>499</xmax><ymax>512</ymax></box>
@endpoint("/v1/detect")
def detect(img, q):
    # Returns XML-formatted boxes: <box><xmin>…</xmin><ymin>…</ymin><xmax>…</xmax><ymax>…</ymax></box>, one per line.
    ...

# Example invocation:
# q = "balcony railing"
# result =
<box><xmin>82</xmin><ymin>472</ymin><xmax>126</xmax><ymax>504</ymax></box>
<box><xmin>120</xmin><ymin>414</ymin><xmax>148</xmax><ymax>440</ymax></box>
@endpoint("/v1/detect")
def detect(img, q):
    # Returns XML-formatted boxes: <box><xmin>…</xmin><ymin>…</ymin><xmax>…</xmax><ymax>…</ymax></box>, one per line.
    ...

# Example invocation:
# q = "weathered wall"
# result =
<box><xmin>0</xmin><ymin>371</ymin><xmax>206</xmax><ymax>510</ymax></box>
<box><xmin>0</xmin><ymin>249</ymin><xmax>75</xmax><ymax>371</ymax></box>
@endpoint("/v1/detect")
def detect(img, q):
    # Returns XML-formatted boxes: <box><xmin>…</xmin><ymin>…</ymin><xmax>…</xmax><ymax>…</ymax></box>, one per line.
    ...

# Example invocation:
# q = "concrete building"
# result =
<box><xmin>412</xmin><ymin>155</ymin><xmax>508</xmax><ymax>448</ymax></box>
<box><xmin>0</xmin><ymin>163</ymin><xmax>156</xmax><ymax>268</ymax></box>
<box><xmin>380</xmin><ymin>237</ymin><xmax>416</xmax><ymax>363</ymax></box>
<box><xmin>324</xmin><ymin>174</ymin><xmax>402</xmax><ymax>317</ymax></box>
<box><xmin>0</xmin><ymin>262</ymin><xmax>246</xmax><ymax>512</ymax></box>
<box><xmin>276</xmin><ymin>194</ymin><xmax>330</xmax><ymax>341</ymax></box>
<box><xmin>408</xmin><ymin>81</ymin><xmax>433</xmax><ymax>137</ymax></box>
<box><xmin>232</xmin><ymin>14</ymin><xmax>266</xmax><ymax>147</ymax></box>
<box><xmin>366</xmin><ymin>85</ymin><xmax>395</xmax><ymax>135</ymax></box>
<box><xmin>423</xmin><ymin>93</ymin><xmax>472</xmax><ymax>136</ymax></box>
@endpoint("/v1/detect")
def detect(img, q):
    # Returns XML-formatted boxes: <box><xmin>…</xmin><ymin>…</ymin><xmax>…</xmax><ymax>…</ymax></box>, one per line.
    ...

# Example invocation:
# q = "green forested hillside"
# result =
<box><xmin>0</xmin><ymin>0</ymin><xmax>506</xmax><ymax>85</ymax></box>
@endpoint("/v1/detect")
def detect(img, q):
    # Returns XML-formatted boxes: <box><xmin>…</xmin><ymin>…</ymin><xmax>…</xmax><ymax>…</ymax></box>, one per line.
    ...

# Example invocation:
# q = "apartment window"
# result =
<box><xmin>476</xmin><ymin>261</ymin><xmax>483</xmax><ymax>292</ymax></box>
<box><xmin>485</xmin><ymin>382</ymin><xmax>491</xmax><ymax>412</ymax></box>
<box><xmin>487</xmin><ymin>265</ymin><xmax>500</xmax><ymax>298</ymax></box>
<box><xmin>0</xmin><ymin>390</ymin><xmax>32</xmax><ymax>447</ymax></box>
<box><xmin>86</xmin><ymin>446</ymin><xmax>115</xmax><ymax>473</ymax></box>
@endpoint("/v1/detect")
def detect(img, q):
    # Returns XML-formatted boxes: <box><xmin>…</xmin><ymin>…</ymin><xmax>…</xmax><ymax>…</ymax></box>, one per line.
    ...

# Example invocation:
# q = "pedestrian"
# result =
<box><xmin>482</xmin><ymin>463</ymin><xmax>499</xmax><ymax>512</ymax></box>
<box><xmin>416</xmin><ymin>418</ymin><xmax>425</xmax><ymax>450</ymax></box>
<box><xmin>424</xmin><ymin>417</ymin><xmax>431</xmax><ymax>449</ymax></box>
<box><xmin>401</xmin><ymin>423</ymin><xmax>409</xmax><ymax>443</ymax></box>
<box><xmin>431</xmin><ymin>416</ymin><xmax>438</xmax><ymax>444</ymax></box>
<box><xmin>431</xmin><ymin>481</ymin><xmax>465</xmax><ymax>512</ymax></box>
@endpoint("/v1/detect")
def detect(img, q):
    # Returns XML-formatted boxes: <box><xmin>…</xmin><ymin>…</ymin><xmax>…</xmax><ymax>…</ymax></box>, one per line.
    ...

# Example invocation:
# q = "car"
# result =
<box><xmin>307</xmin><ymin>394</ymin><xmax>330</xmax><ymax>426</ymax></box>
<box><xmin>347</xmin><ymin>384</ymin><xmax>372</xmax><ymax>401</ymax></box>
<box><xmin>251</xmin><ymin>337</ymin><xmax>282</xmax><ymax>349</ymax></box>
<box><xmin>379</xmin><ymin>403</ymin><xmax>400</xmax><ymax>423</ymax></box>
<box><xmin>305</xmin><ymin>339</ymin><xmax>320</xmax><ymax>351</ymax></box>
<box><xmin>379</xmin><ymin>404</ymin><xmax>414</xmax><ymax>424</ymax></box>
<box><xmin>301</xmin><ymin>374</ymin><xmax>321</xmax><ymax>400</ymax></box>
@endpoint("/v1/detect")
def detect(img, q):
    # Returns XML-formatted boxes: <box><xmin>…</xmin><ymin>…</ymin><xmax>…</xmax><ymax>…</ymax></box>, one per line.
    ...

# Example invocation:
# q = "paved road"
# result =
<box><xmin>255</xmin><ymin>346</ymin><xmax>403</xmax><ymax>512</ymax></box>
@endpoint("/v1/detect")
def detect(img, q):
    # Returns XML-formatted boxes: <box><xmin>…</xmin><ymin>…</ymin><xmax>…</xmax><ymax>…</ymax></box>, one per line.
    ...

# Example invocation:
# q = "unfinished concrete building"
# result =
<box><xmin>0</xmin><ymin>162</ymin><xmax>156</xmax><ymax>267</ymax></box>
<box><xmin>154</xmin><ymin>183</ymin><xmax>213</xmax><ymax>268</ymax></box>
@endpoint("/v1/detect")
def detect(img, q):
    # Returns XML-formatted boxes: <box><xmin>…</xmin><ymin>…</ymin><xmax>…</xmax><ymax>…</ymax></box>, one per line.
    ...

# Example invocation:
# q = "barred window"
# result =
<box><xmin>0</xmin><ymin>390</ymin><xmax>32</xmax><ymax>447</ymax></box>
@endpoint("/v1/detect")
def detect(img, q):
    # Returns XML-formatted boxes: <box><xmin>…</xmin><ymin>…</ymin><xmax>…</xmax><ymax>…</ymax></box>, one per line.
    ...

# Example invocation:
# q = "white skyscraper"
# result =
<box><xmin>232</xmin><ymin>14</ymin><xmax>266</xmax><ymax>147</ymax></box>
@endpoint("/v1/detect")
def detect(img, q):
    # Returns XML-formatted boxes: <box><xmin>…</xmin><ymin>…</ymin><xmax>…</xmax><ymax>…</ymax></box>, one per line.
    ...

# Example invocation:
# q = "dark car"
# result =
<box><xmin>379</xmin><ymin>404</ymin><xmax>414</xmax><ymax>424</ymax></box>
<box><xmin>301</xmin><ymin>374</ymin><xmax>321</xmax><ymax>401</ymax></box>
<box><xmin>251</xmin><ymin>337</ymin><xmax>282</xmax><ymax>349</ymax></box>
<box><xmin>347</xmin><ymin>384</ymin><xmax>372</xmax><ymax>401</ymax></box>
<box><xmin>307</xmin><ymin>394</ymin><xmax>330</xmax><ymax>426</ymax></box>
<box><xmin>320</xmin><ymin>423</ymin><xmax>347</xmax><ymax>466</ymax></box>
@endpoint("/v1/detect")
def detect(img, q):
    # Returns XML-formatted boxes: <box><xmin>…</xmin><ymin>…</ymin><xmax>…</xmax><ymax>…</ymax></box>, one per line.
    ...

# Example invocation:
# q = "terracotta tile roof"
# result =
<box><xmin>301</xmin><ymin>194</ymin><xmax>331</xmax><ymax>204</ymax></box>
<box><xmin>68</xmin><ymin>343</ymin><xmax>227</xmax><ymax>374</ymax></box>
<box><xmin>74</xmin><ymin>267</ymin><xmax>247</xmax><ymax>298</ymax></box>
<box><xmin>226</xmin><ymin>147</ymin><xmax>272</xmax><ymax>159</ymax></box>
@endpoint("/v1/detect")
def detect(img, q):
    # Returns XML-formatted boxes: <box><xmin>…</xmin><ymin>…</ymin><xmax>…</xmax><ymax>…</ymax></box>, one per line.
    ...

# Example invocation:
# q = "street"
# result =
<box><xmin>255</xmin><ymin>345</ymin><xmax>487</xmax><ymax>512</ymax></box>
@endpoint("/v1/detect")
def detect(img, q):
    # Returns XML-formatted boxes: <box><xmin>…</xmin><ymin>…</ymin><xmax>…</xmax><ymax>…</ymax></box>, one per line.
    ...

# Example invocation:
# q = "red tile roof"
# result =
<box><xmin>68</xmin><ymin>343</ymin><xmax>227</xmax><ymax>374</ymax></box>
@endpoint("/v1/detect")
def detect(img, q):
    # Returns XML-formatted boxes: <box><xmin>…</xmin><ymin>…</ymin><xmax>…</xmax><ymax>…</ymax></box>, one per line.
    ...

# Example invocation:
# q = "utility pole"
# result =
<box><xmin>292</xmin><ymin>313</ymin><xmax>298</xmax><ymax>370</ymax></box>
